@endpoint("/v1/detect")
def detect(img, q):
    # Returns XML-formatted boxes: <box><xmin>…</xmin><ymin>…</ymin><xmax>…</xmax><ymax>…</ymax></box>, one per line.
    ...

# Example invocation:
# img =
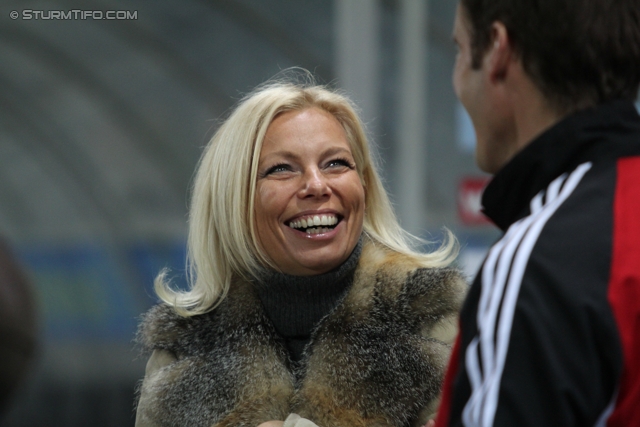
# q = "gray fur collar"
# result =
<box><xmin>137</xmin><ymin>240</ymin><xmax>466</xmax><ymax>427</ymax></box>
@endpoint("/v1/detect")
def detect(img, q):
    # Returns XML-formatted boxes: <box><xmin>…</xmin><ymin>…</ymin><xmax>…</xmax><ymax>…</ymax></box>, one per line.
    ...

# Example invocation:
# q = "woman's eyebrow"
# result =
<box><xmin>259</xmin><ymin>150</ymin><xmax>299</xmax><ymax>163</ymax></box>
<box><xmin>323</xmin><ymin>146</ymin><xmax>352</xmax><ymax>156</ymax></box>
<box><xmin>259</xmin><ymin>146</ymin><xmax>351</xmax><ymax>163</ymax></box>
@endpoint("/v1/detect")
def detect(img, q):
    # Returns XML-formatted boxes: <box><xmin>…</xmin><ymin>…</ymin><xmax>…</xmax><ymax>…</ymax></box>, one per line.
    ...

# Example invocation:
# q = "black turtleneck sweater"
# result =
<box><xmin>252</xmin><ymin>240</ymin><xmax>363</xmax><ymax>364</ymax></box>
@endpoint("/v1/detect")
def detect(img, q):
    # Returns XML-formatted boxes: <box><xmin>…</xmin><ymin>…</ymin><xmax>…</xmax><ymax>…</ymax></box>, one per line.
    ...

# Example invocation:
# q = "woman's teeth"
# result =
<box><xmin>304</xmin><ymin>227</ymin><xmax>332</xmax><ymax>234</ymax></box>
<box><xmin>289</xmin><ymin>215</ymin><xmax>339</xmax><ymax>234</ymax></box>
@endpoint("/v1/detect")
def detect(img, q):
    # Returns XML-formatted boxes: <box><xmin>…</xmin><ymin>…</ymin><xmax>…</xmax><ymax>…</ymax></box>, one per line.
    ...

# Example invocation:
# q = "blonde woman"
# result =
<box><xmin>135</xmin><ymin>76</ymin><xmax>467</xmax><ymax>427</ymax></box>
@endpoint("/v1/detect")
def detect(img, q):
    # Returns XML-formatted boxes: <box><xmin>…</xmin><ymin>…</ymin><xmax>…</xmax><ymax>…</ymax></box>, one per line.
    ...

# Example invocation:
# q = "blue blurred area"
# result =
<box><xmin>128</xmin><ymin>240</ymin><xmax>189</xmax><ymax>302</ymax></box>
<box><xmin>3</xmin><ymin>240</ymin><xmax>188</xmax><ymax>426</ymax></box>
<box><xmin>20</xmin><ymin>244</ymin><xmax>135</xmax><ymax>340</ymax></box>
<box><xmin>16</xmin><ymin>241</ymin><xmax>187</xmax><ymax>341</ymax></box>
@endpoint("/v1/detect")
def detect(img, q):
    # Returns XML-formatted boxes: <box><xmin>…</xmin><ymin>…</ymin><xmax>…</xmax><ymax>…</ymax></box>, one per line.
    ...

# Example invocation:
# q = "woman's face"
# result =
<box><xmin>254</xmin><ymin>107</ymin><xmax>365</xmax><ymax>276</ymax></box>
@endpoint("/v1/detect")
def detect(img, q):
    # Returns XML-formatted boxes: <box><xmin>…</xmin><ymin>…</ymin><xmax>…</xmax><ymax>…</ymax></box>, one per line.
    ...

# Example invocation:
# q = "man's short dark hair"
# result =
<box><xmin>460</xmin><ymin>0</ymin><xmax>640</xmax><ymax>112</ymax></box>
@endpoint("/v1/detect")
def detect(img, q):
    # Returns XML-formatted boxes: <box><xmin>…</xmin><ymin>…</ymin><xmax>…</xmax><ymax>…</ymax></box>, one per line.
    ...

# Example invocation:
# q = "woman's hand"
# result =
<box><xmin>257</xmin><ymin>421</ymin><xmax>284</xmax><ymax>427</ymax></box>
<box><xmin>422</xmin><ymin>420</ymin><xmax>435</xmax><ymax>427</ymax></box>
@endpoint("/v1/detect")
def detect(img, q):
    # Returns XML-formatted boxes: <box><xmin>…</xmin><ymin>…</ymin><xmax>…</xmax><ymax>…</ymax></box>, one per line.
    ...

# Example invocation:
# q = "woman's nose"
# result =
<box><xmin>298</xmin><ymin>169</ymin><xmax>331</xmax><ymax>198</ymax></box>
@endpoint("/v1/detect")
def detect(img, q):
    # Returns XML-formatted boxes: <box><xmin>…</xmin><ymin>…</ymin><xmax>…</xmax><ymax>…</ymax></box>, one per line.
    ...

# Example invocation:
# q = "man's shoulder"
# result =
<box><xmin>531</xmin><ymin>163</ymin><xmax>614</xmax><ymax>274</ymax></box>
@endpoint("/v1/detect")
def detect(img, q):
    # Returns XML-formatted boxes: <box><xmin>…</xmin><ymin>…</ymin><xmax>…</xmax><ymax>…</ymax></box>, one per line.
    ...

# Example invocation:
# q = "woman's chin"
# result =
<box><xmin>282</xmin><ymin>242</ymin><xmax>354</xmax><ymax>275</ymax></box>
<box><xmin>288</xmin><ymin>256</ymin><xmax>347</xmax><ymax>275</ymax></box>
<box><xmin>274</xmin><ymin>221</ymin><xmax>361</xmax><ymax>275</ymax></box>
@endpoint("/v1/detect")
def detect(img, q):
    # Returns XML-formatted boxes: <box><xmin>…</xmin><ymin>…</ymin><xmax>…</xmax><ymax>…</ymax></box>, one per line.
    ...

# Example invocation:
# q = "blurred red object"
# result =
<box><xmin>458</xmin><ymin>177</ymin><xmax>492</xmax><ymax>226</ymax></box>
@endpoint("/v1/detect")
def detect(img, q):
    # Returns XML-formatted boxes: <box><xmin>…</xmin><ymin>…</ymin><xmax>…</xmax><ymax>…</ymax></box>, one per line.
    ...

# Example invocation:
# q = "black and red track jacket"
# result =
<box><xmin>436</xmin><ymin>99</ymin><xmax>640</xmax><ymax>427</ymax></box>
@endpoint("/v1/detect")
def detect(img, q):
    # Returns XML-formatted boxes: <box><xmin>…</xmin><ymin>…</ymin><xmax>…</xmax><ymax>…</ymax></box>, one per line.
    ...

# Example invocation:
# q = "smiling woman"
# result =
<box><xmin>134</xmin><ymin>74</ymin><xmax>468</xmax><ymax>427</ymax></box>
<box><xmin>254</xmin><ymin>107</ymin><xmax>365</xmax><ymax>276</ymax></box>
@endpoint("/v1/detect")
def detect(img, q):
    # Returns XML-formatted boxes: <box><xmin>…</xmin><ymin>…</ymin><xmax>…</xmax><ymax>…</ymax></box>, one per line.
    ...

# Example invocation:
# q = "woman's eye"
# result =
<box><xmin>327</xmin><ymin>158</ymin><xmax>354</xmax><ymax>169</ymax></box>
<box><xmin>264</xmin><ymin>164</ymin><xmax>291</xmax><ymax>175</ymax></box>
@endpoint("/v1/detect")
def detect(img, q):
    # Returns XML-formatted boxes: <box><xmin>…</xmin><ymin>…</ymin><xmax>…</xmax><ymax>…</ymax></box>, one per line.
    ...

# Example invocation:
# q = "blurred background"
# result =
<box><xmin>0</xmin><ymin>0</ymin><xmax>504</xmax><ymax>425</ymax></box>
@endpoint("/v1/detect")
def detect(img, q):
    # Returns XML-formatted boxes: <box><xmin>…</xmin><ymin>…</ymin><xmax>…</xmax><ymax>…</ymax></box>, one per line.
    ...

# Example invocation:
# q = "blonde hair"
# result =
<box><xmin>155</xmin><ymin>75</ymin><xmax>457</xmax><ymax>316</ymax></box>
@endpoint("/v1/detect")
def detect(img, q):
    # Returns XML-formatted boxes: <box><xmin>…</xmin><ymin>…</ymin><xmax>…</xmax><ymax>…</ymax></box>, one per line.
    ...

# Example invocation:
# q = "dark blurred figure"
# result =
<box><xmin>0</xmin><ymin>238</ymin><xmax>38</xmax><ymax>415</ymax></box>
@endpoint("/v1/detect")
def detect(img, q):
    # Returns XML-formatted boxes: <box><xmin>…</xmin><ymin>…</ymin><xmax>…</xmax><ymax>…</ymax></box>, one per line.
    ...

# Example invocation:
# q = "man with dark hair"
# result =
<box><xmin>434</xmin><ymin>0</ymin><xmax>640</xmax><ymax>426</ymax></box>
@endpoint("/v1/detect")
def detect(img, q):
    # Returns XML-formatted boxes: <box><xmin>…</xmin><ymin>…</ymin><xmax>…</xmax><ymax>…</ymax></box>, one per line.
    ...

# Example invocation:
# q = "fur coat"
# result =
<box><xmin>135</xmin><ymin>240</ymin><xmax>467</xmax><ymax>427</ymax></box>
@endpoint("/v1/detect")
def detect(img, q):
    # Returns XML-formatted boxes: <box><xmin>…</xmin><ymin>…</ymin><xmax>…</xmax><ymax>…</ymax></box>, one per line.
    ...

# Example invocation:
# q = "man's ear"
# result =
<box><xmin>486</xmin><ymin>22</ymin><xmax>513</xmax><ymax>83</ymax></box>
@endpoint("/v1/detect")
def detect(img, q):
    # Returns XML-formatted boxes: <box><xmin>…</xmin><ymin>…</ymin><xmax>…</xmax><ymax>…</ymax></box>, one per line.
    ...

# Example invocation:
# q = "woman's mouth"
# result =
<box><xmin>288</xmin><ymin>214</ymin><xmax>341</xmax><ymax>235</ymax></box>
